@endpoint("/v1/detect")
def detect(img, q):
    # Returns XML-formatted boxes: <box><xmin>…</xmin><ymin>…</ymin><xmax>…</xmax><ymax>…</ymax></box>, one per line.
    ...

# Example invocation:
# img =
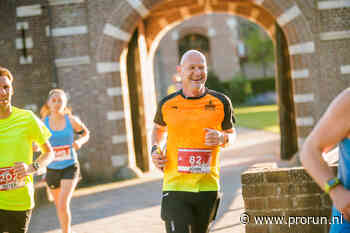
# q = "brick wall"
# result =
<box><xmin>241</xmin><ymin>166</ymin><xmax>337</xmax><ymax>233</ymax></box>
<box><xmin>0</xmin><ymin>0</ymin><xmax>55</xmax><ymax>112</ymax></box>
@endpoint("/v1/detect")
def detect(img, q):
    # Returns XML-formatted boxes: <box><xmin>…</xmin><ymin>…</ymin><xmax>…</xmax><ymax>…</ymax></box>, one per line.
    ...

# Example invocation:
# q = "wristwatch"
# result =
<box><xmin>32</xmin><ymin>161</ymin><xmax>40</xmax><ymax>171</ymax></box>
<box><xmin>151</xmin><ymin>145</ymin><xmax>160</xmax><ymax>154</ymax></box>
<box><xmin>325</xmin><ymin>177</ymin><xmax>341</xmax><ymax>194</ymax></box>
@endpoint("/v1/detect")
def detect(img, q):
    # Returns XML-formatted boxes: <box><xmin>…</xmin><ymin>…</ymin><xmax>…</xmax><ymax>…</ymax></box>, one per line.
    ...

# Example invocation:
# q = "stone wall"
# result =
<box><xmin>242</xmin><ymin>166</ymin><xmax>337</xmax><ymax>233</ymax></box>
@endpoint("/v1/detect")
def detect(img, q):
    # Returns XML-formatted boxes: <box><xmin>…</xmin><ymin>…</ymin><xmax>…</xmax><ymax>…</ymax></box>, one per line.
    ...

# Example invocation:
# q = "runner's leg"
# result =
<box><xmin>48</xmin><ymin>165</ymin><xmax>79</xmax><ymax>233</ymax></box>
<box><xmin>162</xmin><ymin>191</ymin><xmax>196</xmax><ymax>233</ymax></box>
<box><xmin>192</xmin><ymin>191</ymin><xmax>218</xmax><ymax>233</ymax></box>
<box><xmin>165</xmin><ymin>220</ymin><xmax>191</xmax><ymax>233</ymax></box>
<box><xmin>56</xmin><ymin>177</ymin><xmax>79</xmax><ymax>233</ymax></box>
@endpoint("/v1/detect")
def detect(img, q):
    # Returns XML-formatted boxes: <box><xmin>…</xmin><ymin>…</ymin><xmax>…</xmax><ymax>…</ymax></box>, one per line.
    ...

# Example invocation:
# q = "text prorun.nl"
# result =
<box><xmin>240</xmin><ymin>212</ymin><xmax>343</xmax><ymax>228</ymax></box>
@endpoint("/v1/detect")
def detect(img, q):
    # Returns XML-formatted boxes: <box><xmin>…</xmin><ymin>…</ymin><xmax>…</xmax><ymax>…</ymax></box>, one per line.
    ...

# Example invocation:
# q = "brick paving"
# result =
<box><xmin>29</xmin><ymin>128</ymin><xmax>281</xmax><ymax>233</ymax></box>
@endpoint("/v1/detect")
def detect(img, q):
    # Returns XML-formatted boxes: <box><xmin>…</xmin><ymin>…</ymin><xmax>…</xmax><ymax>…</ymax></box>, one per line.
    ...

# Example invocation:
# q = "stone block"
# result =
<box><xmin>292</xmin><ymin>195</ymin><xmax>321</xmax><ymax>209</ymax></box>
<box><xmin>264</xmin><ymin>170</ymin><xmax>290</xmax><ymax>183</ymax></box>
<box><xmin>241</xmin><ymin>170</ymin><xmax>264</xmax><ymax>185</ymax></box>
<box><xmin>244</xmin><ymin>198</ymin><xmax>267</xmax><ymax>210</ymax></box>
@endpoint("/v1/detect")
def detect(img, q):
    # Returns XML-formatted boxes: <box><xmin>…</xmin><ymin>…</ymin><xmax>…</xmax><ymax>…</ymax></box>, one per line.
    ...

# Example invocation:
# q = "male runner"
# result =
<box><xmin>151</xmin><ymin>50</ymin><xmax>236</xmax><ymax>233</ymax></box>
<box><xmin>0</xmin><ymin>67</ymin><xmax>54</xmax><ymax>233</ymax></box>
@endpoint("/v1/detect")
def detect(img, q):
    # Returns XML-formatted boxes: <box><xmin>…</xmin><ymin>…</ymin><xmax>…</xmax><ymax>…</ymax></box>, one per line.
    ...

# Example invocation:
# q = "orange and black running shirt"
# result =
<box><xmin>154</xmin><ymin>88</ymin><xmax>235</xmax><ymax>192</ymax></box>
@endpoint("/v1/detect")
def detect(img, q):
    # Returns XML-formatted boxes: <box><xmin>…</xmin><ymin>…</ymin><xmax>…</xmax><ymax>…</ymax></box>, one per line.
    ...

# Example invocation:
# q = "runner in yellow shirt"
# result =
<box><xmin>151</xmin><ymin>50</ymin><xmax>236</xmax><ymax>233</ymax></box>
<box><xmin>0</xmin><ymin>67</ymin><xmax>54</xmax><ymax>233</ymax></box>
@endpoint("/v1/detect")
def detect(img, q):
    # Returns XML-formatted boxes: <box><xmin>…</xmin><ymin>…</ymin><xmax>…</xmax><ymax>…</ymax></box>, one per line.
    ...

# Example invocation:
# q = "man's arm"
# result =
<box><xmin>33</xmin><ymin>141</ymin><xmax>55</xmax><ymax>171</ymax></box>
<box><xmin>151</xmin><ymin>123</ymin><xmax>168</xmax><ymax>170</ymax></box>
<box><xmin>300</xmin><ymin>89</ymin><xmax>350</xmax><ymax>219</ymax></box>
<box><xmin>152</xmin><ymin>123</ymin><xmax>167</xmax><ymax>146</ymax></box>
<box><xmin>205</xmin><ymin>127</ymin><xmax>236</xmax><ymax>147</ymax></box>
<box><xmin>223</xmin><ymin>128</ymin><xmax>237</xmax><ymax>147</ymax></box>
<box><xmin>14</xmin><ymin>141</ymin><xmax>54</xmax><ymax>178</ymax></box>
<box><xmin>205</xmin><ymin>94</ymin><xmax>236</xmax><ymax>147</ymax></box>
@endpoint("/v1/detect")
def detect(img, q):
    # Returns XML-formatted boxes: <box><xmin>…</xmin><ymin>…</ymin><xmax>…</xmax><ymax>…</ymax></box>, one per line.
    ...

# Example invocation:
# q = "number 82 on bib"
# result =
<box><xmin>177</xmin><ymin>148</ymin><xmax>212</xmax><ymax>174</ymax></box>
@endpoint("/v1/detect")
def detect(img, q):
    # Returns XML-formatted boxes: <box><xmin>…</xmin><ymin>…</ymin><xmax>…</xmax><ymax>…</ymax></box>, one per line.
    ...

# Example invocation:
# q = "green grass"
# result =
<box><xmin>234</xmin><ymin>105</ymin><xmax>279</xmax><ymax>133</ymax></box>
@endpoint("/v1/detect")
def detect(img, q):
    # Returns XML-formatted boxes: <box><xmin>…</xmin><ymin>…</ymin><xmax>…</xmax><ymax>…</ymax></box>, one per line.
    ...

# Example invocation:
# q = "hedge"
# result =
<box><xmin>249</xmin><ymin>77</ymin><xmax>275</xmax><ymax>94</ymax></box>
<box><xmin>206</xmin><ymin>71</ymin><xmax>275</xmax><ymax>106</ymax></box>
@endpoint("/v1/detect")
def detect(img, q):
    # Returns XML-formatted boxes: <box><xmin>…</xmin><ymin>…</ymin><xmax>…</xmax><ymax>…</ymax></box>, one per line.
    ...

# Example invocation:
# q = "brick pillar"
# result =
<box><xmin>12</xmin><ymin>0</ymin><xmax>55</xmax><ymax>110</ymax></box>
<box><xmin>242</xmin><ymin>166</ymin><xmax>335</xmax><ymax>233</ymax></box>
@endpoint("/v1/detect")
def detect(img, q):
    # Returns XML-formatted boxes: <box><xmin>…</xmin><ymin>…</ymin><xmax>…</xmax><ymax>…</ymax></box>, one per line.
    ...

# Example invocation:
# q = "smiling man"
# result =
<box><xmin>151</xmin><ymin>50</ymin><xmax>237</xmax><ymax>233</ymax></box>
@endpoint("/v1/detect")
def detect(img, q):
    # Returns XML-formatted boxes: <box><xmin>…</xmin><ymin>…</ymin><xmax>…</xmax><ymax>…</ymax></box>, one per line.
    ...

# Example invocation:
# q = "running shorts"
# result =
<box><xmin>0</xmin><ymin>209</ymin><xmax>32</xmax><ymax>233</ymax></box>
<box><xmin>161</xmin><ymin>191</ymin><xmax>220</xmax><ymax>233</ymax></box>
<box><xmin>46</xmin><ymin>163</ymin><xmax>79</xmax><ymax>189</ymax></box>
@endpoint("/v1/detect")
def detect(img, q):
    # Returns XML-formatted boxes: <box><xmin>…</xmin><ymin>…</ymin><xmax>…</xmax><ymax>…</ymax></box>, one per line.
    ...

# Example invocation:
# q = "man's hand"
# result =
<box><xmin>14</xmin><ymin>162</ymin><xmax>32</xmax><ymax>179</ymax></box>
<box><xmin>330</xmin><ymin>185</ymin><xmax>350</xmax><ymax>221</ymax></box>
<box><xmin>204</xmin><ymin>128</ymin><xmax>226</xmax><ymax>146</ymax></box>
<box><xmin>151</xmin><ymin>147</ymin><xmax>167</xmax><ymax>171</ymax></box>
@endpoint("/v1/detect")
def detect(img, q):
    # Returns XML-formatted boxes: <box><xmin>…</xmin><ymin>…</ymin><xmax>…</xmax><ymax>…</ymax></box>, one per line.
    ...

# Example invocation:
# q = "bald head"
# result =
<box><xmin>176</xmin><ymin>50</ymin><xmax>208</xmax><ymax>97</ymax></box>
<box><xmin>180</xmin><ymin>50</ymin><xmax>207</xmax><ymax>66</ymax></box>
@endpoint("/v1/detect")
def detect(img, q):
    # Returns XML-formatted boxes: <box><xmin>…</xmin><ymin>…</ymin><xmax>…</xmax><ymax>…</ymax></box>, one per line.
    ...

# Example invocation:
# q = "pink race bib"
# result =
<box><xmin>0</xmin><ymin>167</ymin><xmax>25</xmax><ymax>191</ymax></box>
<box><xmin>178</xmin><ymin>148</ymin><xmax>212</xmax><ymax>174</ymax></box>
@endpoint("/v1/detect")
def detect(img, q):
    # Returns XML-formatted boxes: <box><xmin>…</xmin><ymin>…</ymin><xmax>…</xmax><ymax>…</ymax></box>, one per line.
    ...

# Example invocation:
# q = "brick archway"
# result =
<box><xmin>144</xmin><ymin>0</ymin><xmax>316</xmax><ymax>146</ymax></box>
<box><xmin>96</xmin><ymin>0</ymin><xmax>317</xmax><ymax>176</ymax></box>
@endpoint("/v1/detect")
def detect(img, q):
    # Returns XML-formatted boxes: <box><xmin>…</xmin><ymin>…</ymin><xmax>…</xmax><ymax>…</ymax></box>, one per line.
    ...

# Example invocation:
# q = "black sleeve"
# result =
<box><xmin>154</xmin><ymin>91</ymin><xmax>180</xmax><ymax>126</ymax></box>
<box><xmin>222</xmin><ymin>95</ymin><xmax>235</xmax><ymax>130</ymax></box>
<box><xmin>154</xmin><ymin>100</ymin><xmax>166</xmax><ymax>126</ymax></box>
<box><xmin>75</xmin><ymin>130</ymin><xmax>85</xmax><ymax>135</ymax></box>
<box><xmin>208</xmin><ymin>90</ymin><xmax>235</xmax><ymax>130</ymax></box>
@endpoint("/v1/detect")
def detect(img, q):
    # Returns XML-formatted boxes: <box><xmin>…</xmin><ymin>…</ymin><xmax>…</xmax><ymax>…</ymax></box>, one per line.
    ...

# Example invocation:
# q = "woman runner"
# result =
<box><xmin>40</xmin><ymin>89</ymin><xmax>89</xmax><ymax>233</ymax></box>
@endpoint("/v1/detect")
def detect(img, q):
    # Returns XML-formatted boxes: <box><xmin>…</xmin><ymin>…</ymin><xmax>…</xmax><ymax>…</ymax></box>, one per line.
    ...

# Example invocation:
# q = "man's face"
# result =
<box><xmin>179</xmin><ymin>53</ymin><xmax>207</xmax><ymax>91</ymax></box>
<box><xmin>0</xmin><ymin>76</ymin><xmax>13</xmax><ymax>109</ymax></box>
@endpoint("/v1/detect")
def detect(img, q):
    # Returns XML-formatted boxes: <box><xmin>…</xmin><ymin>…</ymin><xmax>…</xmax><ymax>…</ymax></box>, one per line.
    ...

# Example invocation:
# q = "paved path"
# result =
<box><xmin>29</xmin><ymin>128</ymin><xmax>281</xmax><ymax>233</ymax></box>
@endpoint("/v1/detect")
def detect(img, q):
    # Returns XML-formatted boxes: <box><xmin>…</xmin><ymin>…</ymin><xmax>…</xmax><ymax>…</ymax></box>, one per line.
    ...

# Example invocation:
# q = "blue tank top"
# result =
<box><xmin>330</xmin><ymin>138</ymin><xmax>350</xmax><ymax>232</ymax></box>
<box><xmin>45</xmin><ymin>115</ymin><xmax>77</xmax><ymax>169</ymax></box>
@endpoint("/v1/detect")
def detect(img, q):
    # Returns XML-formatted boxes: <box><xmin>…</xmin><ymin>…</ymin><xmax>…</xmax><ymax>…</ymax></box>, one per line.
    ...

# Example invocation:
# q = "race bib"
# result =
<box><xmin>178</xmin><ymin>148</ymin><xmax>212</xmax><ymax>174</ymax></box>
<box><xmin>53</xmin><ymin>145</ymin><xmax>71</xmax><ymax>161</ymax></box>
<box><xmin>0</xmin><ymin>167</ymin><xmax>25</xmax><ymax>191</ymax></box>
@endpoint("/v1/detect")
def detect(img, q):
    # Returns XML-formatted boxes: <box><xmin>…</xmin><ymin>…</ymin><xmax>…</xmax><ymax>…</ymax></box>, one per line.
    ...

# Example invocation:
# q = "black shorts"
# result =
<box><xmin>0</xmin><ymin>209</ymin><xmax>32</xmax><ymax>233</ymax></box>
<box><xmin>161</xmin><ymin>191</ymin><xmax>221</xmax><ymax>233</ymax></box>
<box><xmin>46</xmin><ymin>163</ymin><xmax>80</xmax><ymax>189</ymax></box>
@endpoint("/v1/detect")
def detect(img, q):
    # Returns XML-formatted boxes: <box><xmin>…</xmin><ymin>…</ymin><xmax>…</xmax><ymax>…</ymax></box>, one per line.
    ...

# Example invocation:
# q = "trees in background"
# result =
<box><xmin>240</xmin><ymin>22</ymin><xmax>274</xmax><ymax>78</ymax></box>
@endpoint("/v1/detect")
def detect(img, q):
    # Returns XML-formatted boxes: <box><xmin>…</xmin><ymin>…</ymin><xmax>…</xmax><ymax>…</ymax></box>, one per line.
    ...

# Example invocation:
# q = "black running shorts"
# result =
<box><xmin>161</xmin><ymin>191</ymin><xmax>220</xmax><ymax>233</ymax></box>
<box><xmin>46</xmin><ymin>163</ymin><xmax>80</xmax><ymax>189</ymax></box>
<box><xmin>0</xmin><ymin>209</ymin><xmax>32</xmax><ymax>233</ymax></box>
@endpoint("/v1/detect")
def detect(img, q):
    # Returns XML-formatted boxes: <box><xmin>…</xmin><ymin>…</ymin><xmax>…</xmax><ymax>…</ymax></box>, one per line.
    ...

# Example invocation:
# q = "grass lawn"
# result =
<box><xmin>234</xmin><ymin>105</ymin><xmax>279</xmax><ymax>133</ymax></box>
